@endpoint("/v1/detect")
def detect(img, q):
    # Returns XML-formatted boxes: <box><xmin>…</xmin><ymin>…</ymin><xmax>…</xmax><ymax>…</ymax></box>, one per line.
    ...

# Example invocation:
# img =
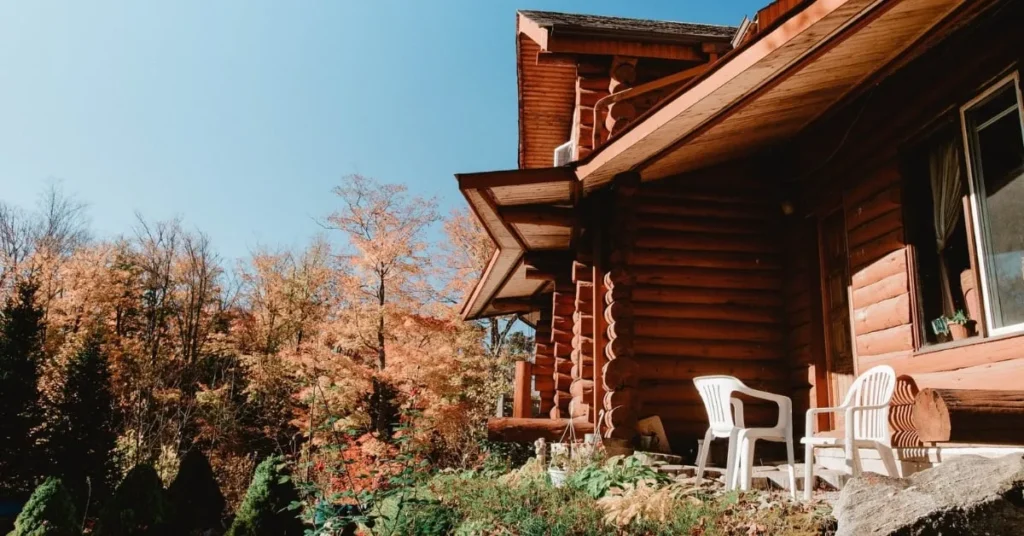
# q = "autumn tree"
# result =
<box><xmin>325</xmin><ymin>174</ymin><xmax>438</xmax><ymax>438</ymax></box>
<box><xmin>0</xmin><ymin>279</ymin><xmax>46</xmax><ymax>496</ymax></box>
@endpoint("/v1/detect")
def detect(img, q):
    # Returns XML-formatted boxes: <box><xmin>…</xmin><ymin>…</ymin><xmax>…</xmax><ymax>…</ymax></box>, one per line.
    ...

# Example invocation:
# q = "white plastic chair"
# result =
<box><xmin>693</xmin><ymin>376</ymin><xmax>796</xmax><ymax>498</ymax></box>
<box><xmin>801</xmin><ymin>365</ymin><xmax>898</xmax><ymax>501</ymax></box>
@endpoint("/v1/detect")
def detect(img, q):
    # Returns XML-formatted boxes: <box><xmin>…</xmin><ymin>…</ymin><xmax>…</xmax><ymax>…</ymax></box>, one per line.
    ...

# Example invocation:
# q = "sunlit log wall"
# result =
<box><xmin>534</xmin><ymin>302</ymin><xmax>555</xmax><ymax>417</ymax></box>
<box><xmin>570</xmin><ymin>261</ymin><xmax>595</xmax><ymax>421</ymax></box>
<box><xmin>550</xmin><ymin>286</ymin><xmax>575</xmax><ymax>418</ymax></box>
<box><xmin>610</xmin><ymin>166</ymin><xmax>790</xmax><ymax>446</ymax></box>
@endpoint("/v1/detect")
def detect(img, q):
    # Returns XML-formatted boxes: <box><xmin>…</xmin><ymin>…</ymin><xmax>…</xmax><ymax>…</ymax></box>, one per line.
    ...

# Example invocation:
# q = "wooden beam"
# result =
<box><xmin>914</xmin><ymin>388</ymin><xmax>1024</xmax><ymax>444</ymax></box>
<box><xmin>500</xmin><ymin>205</ymin><xmax>576</xmax><ymax>227</ymax></box>
<box><xmin>546</xmin><ymin>36</ymin><xmax>704</xmax><ymax>62</ymax></box>
<box><xmin>456</xmin><ymin>167</ymin><xmax>574</xmax><ymax>190</ymax></box>
<box><xmin>513</xmin><ymin>361</ymin><xmax>533</xmax><ymax>418</ymax></box>
<box><xmin>490</xmin><ymin>297</ymin><xmax>539</xmax><ymax>314</ymax></box>
<box><xmin>486</xmin><ymin>417</ymin><xmax>594</xmax><ymax>443</ymax></box>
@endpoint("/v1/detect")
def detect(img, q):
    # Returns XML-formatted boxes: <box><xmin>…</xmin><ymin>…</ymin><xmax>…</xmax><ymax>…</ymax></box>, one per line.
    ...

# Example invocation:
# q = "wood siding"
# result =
<box><xmin>623</xmin><ymin>167</ymin><xmax>787</xmax><ymax>445</ymax></box>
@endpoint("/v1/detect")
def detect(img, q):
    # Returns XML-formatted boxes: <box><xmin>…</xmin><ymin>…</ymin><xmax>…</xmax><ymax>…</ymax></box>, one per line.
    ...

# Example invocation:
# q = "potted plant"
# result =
<box><xmin>946</xmin><ymin>309</ymin><xmax>976</xmax><ymax>340</ymax></box>
<box><xmin>548</xmin><ymin>447</ymin><xmax>570</xmax><ymax>488</ymax></box>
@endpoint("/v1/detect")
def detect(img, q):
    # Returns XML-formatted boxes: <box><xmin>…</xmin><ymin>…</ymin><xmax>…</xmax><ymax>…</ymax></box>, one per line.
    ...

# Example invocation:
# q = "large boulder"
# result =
<box><xmin>833</xmin><ymin>453</ymin><xmax>1024</xmax><ymax>535</ymax></box>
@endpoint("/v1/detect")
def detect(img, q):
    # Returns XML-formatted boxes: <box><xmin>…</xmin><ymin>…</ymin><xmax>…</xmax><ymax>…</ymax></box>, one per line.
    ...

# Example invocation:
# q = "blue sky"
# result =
<box><xmin>0</xmin><ymin>1</ymin><xmax>763</xmax><ymax>260</ymax></box>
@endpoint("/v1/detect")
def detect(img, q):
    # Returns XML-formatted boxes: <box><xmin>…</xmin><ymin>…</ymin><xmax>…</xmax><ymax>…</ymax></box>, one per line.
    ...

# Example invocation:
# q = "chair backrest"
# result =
<box><xmin>841</xmin><ymin>365</ymin><xmax>897</xmax><ymax>442</ymax></box>
<box><xmin>693</xmin><ymin>376</ymin><xmax>744</xmax><ymax>434</ymax></box>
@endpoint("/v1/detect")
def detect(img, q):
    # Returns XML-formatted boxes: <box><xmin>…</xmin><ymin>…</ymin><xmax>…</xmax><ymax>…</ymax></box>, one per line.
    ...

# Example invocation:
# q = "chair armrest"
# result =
<box><xmin>731</xmin><ymin>398</ymin><xmax>745</xmax><ymax>428</ymax></box>
<box><xmin>735</xmin><ymin>386</ymin><xmax>791</xmax><ymax>430</ymax></box>
<box><xmin>805</xmin><ymin>406</ymin><xmax>844</xmax><ymax>439</ymax></box>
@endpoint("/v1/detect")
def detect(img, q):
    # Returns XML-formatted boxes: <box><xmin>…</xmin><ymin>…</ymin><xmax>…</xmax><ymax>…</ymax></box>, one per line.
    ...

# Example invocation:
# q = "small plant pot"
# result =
<box><xmin>949</xmin><ymin>323</ymin><xmax>969</xmax><ymax>340</ymax></box>
<box><xmin>548</xmin><ymin>467</ymin><xmax>568</xmax><ymax>488</ymax></box>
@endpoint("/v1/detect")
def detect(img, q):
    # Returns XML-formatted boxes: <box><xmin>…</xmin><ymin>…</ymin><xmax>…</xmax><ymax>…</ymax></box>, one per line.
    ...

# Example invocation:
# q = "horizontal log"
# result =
<box><xmin>554</xmin><ymin>342</ymin><xmax>572</xmax><ymax>359</ymax></box>
<box><xmin>851</xmin><ymin>249</ymin><xmax>906</xmax><ymax>290</ymax></box>
<box><xmin>604</xmin><ymin>388</ymin><xmax>639</xmax><ymax>413</ymax></box>
<box><xmin>626</xmin><ymin>303</ymin><xmax>778</xmax><ymax>325</ymax></box>
<box><xmin>636</xmin><ymin>214</ymin><xmax>770</xmax><ymax>235</ymax></box>
<box><xmin>616</xmin><ymin>248</ymin><xmax>782</xmax><ymax>270</ymax></box>
<box><xmin>604</xmin><ymin>405</ymin><xmax>640</xmax><ymax>429</ymax></box>
<box><xmin>846</xmin><ymin>185</ymin><xmax>902</xmax><ymax>230</ymax></box>
<box><xmin>634</xmin><ymin>232</ymin><xmax>777</xmax><ymax>254</ymax></box>
<box><xmin>570</xmin><ymin>400</ymin><xmax>591</xmax><ymax>419</ymax></box>
<box><xmin>849</xmin><ymin>230</ymin><xmax>906</xmax><ymax>272</ymax></box>
<box><xmin>848</xmin><ymin>208</ymin><xmax>902</xmax><ymax>250</ymax></box>
<box><xmin>533</xmin><ymin>364</ymin><xmax>555</xmax><ymax>377</ymax></box>
<box><xmin>634</xmin><ymin>338</ymin><xmax>783</xmax><ymax>360</ymax></box>
<box><xmin>539</xmin><ymin>398</ymin><xmax>554</xmax><ymax>414</ymax></box>
<box><xmin>915</xmin><ymin>388</ymin><xmax>1024</xmax><ymax>444</ymax></box>
<box><xmin>534</xmin><ymin>377</ymin><xmax>554</xmax><ymax>393</ymax></box>
<box><xmin>853</xmin><ymin>294</ymin><xmax>911</xmax><ymax>336</ymax></box>
<box><xmin>555</xmin><ymin>359</ymin><xmax>573</xmax><ymax>374</ymax></box>
<box><xmin>852</xmin><ymin>272</ymin><xmax>908</xmax><ymax>310</ymax></box>
<box><xmin>555</xmin><ymin>391</ymin><xmax>572</xmax><ymax>410</ymax></box>
<box><xmin>570</xmin><ymin>379</ymin><xmax>594</xmax><ymax>398</ymax></box>
<box><xmin>486</xmin><ymin>418</ymin><xmax>594</xmax><ymax>443</ymax></box>
<box><xmin>571</xmin><ymin>364</ymin><xmax>594</xmax><ymax>380</ymax></box>
<box><xmin>603</xmin><ymin>358</ymin><xmax>640</xmax><ymax>389</ymax></box>
<box><xmin>555</xmin><ymin>372</ymin><xmax>573</xmax><ymax>390</ymax></box>
<box><xmin>632</xmin><ymin>286</ymin><xmax>783</xmax><ymax>308</ymax></box>
<box><xmin>632</xmin><ymin>266</ymin><xmax>782</xmax><ymax>291</ymax></box>
<box><xmin>633</xmin><ymin>318</ymin><xmax>784</xmax><ymax>343</ymax></box>
<box><xmin>652</xmin><ymin>403</ymin><xmax>778</xmax><ymax>424</ymax></box>
<box><xmin>637</xmin><ymin>380</ymin><xmax>787</xmax><ymax>406</ymax></box>
<box><xmin>634</xmin><ymin>356</ymin><xmax>789</xmax><ymax>382</ymax></box>
<box><xmin>635</xmin><ymin>198</ymin><xmax>774</xmax><ymax>220</ymax></box>
<box><xmin>570</xmin><ymin>351</ymin><xmax>593</xmax><ymax>366</ymax></box>
<box><xmin>525</xmin><ymin>267</ymin><xmax>557</xmax><ymax>281</ymax></box>
<box><xmin>572</xmin><ymin>319</ymin><xmax>594</xmax><ymax>336</ymax></box>
<box><xmin>845</xmin><ymin>166</ymin><xmax>899</xmax><ymax>209</ymax></box>
<box><xmin>855</xmin><ymin>324</ymin><xmax>913</xmax><ymax>357</ymax></box>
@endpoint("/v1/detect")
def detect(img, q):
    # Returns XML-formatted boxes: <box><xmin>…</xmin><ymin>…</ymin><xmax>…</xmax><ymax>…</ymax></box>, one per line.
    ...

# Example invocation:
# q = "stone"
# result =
<box><xmin>833</xmin><ymin>454</ymin><xmax>1024</xmax><ymax>536</ymax></box>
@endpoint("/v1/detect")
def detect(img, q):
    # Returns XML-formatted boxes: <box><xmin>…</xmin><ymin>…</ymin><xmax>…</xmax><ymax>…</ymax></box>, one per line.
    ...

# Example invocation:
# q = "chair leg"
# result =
<box><xmin>849</xmin><ymin>445</ymin><xmax>863</xmax><ymax>477</ymax></box>
<box><xmin>695</xmin><ymin>429</ymin><xmax>713</xmax><ymax>482</ymax></box>
<box><xmin>786</xmin><ymin>436</ymin><xmax>796</xmax><ymax>500</ymax></box>
<box><xmin>877</xmin><ymin>443</ymin><xmax>899</xmax><ymax>478</ymax></box>
<box><xmin>724</xmin><ymin>430</ymin><xmax>739</xmax><ymax>491</ymax></box>
<box><xmin>803</xmin><ymin>443</ymin><xmax>814</xmax><ymax>501</ymax></box>
<box><xmin>741</xmin><ymin>437</ymin><xmax>757</xmax><ymax>491</ymax></box>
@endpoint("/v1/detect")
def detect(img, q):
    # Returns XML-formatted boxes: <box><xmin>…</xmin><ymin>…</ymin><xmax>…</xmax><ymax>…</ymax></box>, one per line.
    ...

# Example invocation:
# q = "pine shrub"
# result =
<box><xmin>168</xmin><ymin>450</ymin><xmax>225</xmax><ymax>534</ymax></box>
<box><xmin>95</xmin><ymin>465</ymin><xmax>172</xmax><ymax>536</ymax></box>
<box><xmin>225</xmin><ymin>456</ymin><xmax>304</xmax><ymax>536</ymax></box>
<box><xmin>8</xmin><ymin>477</ymin><xmax>80</xmax><ymax>536</ymax></box>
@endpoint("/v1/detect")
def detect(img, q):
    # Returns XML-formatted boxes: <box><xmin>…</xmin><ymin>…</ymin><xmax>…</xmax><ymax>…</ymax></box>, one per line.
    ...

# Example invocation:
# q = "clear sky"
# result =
<box><xmin>0</xmin><ymin>1</ymin><xmax>764</xmax><ymax>261</ymax></box>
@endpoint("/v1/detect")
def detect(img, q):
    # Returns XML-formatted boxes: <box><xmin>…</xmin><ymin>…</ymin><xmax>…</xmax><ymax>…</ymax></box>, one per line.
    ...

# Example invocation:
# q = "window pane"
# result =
<box><xmin>966</xmin><ymin>83</ymin><xmax>1024</xmax><ymax>329</ymax></box>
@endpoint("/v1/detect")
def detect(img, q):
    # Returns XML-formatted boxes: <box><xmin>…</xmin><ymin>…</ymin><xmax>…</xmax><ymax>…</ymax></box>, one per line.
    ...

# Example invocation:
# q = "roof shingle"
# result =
<box><xmin>518</xmin><ymin>9</ymin><xmax>737</xmax><ymax>41</ymax></box>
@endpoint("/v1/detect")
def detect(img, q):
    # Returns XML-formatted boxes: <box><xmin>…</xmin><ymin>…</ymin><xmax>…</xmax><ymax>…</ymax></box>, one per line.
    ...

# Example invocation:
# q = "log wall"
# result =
<box><xmin>570</xmin><ymin>261</ymin><xmax>595</xmax><ymax>421</ymax></box>
<box><xmin>550</xmin><ymin>287</ymin><xmax>575</xmax><ymax>418</ymax></box>
<box><xmin>619</xmin><ymin>167</ymin><xmax>789</xmax><ymax>446</ymax></box>
<box><xmin>535</xmin><ymin>302</ymin><xmax>555</xmax><ymax>416</ymax></box>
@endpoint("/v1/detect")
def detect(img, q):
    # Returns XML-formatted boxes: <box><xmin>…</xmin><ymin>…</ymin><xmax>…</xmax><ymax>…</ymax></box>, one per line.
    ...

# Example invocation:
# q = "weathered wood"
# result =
<box><xmin>570</xmin><ymin>364</ymin><xmax>594</xmax><ymax>379</ymax></box>
<box><xmin>846</xmin><ymin>185</ymin><xmax>902</xmax><ymax>230</ymax></box>
<box><xmin>851</xmin><ymin>249</ymin><xmax>906</xmax><ymax>290</ymax></box>
<box><xmin>554</xmin><ymin>372</ymin><xmax>573</xmax><ymax>390</ymax></box>
<box><xmin>634</xmin><ymin>232</ymin><xmax>777</xmax><ymax>253</ymax></box>
<box><xmin>852</xmin><ymin>272</ymin><xmax>908</xmax><ymax>310</ymax></box>
<box><xmin>617</xmin><ymin>248</ymin><xmax>782</xmax><ymax>270</ymax></box>
<box><xmin>636</xmin><ymin>214</ymin><xmax>769</xmax><ymax>235</ymax></box>
<box><xmin>853</xmin><ymin>293</ymin><xmax>911</xmax><ymax>336</ymax></box>
<box><xmin>570</xmin><ymin>379</ymin><xmax>594</xmax><ymax>398</ymax></box>
<box><xmin>486</xmin><ymin>418</ymin><xmax>594</xmax><ymax>443</ymax></box>
<box><xmin>501</xmin><ymin>205</ymin><xmax>576</xmax><ymax>227</ymax></box>
<box><xmin>848</xmin><ymin>208</ymin><xmax>902</xmax><ymax>250</ymax></box>
<box><xmin>855</xmin><ymin>324</ymin><xmax>913</xmax><ymax>357</ymax></box>
<box><xmin>602</xmin><ymin>358</ymin><xmax>640</xmax><ymax>389</ymax></box>
<box><xmin>634</xmin><ymin>356</ymin><xmax>788</xmax><ymax>382</ymax></box>
<box><xmin>849</xmin><ymin>230</ymin><xmax>906</xmax><ymax>272</ymax></box>
<box><xmin>914</xmin><ymin>389</ymin><xmax>1024</xmax><ymax>444</ymax></box>
<box><xmin>534</xmin><ymin>376</ymin><xmax>554</xmax><ymax>393</ymax></box>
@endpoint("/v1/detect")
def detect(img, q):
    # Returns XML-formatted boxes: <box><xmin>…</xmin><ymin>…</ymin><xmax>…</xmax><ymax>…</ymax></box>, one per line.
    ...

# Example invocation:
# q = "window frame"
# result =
<box><xmin>958</xmin><ymin>71</ymin><xmax>1024</xmax><ymax>337</ymax></box>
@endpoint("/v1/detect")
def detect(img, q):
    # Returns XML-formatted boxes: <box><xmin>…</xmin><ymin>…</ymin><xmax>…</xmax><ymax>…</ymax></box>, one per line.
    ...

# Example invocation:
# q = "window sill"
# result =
<box><xmin>914</xmin><ymin>330</ymin><xmax>1024</xmax><ymax>356</ymax></box>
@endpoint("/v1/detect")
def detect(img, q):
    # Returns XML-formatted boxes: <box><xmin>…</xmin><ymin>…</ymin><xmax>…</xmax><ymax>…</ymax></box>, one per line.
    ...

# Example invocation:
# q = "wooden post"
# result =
<box><xmin>602</xmin><ymin>172</ymin><xmax>642</xmax><ymax>441</ymax></box>
<box><xmin>914</xmin><ymin>388</ymin><xmax>1024</xmax><ymax>444</ymax></box>
<box><xmin>513</xmin><ymin>361</ymin><xmax>532</xmax><ymax>418</ymax></box>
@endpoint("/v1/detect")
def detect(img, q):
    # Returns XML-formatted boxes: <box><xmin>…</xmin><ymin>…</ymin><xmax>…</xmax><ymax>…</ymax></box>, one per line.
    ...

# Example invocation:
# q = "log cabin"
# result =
<box><xmin>457</xmin><ymin>0</ymin><xmax>1024</xmax><ymax>476</ymax></box>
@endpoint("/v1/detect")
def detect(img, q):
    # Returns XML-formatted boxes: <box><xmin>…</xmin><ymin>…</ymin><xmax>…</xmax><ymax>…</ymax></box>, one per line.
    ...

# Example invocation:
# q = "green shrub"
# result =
<box><xmin>567</xmin><ymin>455</ymin><xmax>670</xmax><ymax>499</ymax></box>
<box><xmin>95</xmin><ymin>464</ymin><xmax>172</xmax><ymax>536</ymax></box>
<box><xmin>168</xmin><ymin>450</ymin><xmax>225</xmax><ymax>534</ymax></box>
<box><xmin>7</xmin><ymin>477</ymin><xmax>80</xmax><ymax>536</ymax></box>
<box><xmin>225</xmin><ymin>456</ymin><xmax>304</xmax><ymax>536</ymax></box>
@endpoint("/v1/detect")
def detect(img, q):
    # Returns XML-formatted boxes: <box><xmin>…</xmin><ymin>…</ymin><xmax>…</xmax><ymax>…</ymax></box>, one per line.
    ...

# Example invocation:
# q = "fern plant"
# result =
<box><xmin>566</xmin><ymin>455</ymin><xmax>670</xmax><ymax>499</ymax></box>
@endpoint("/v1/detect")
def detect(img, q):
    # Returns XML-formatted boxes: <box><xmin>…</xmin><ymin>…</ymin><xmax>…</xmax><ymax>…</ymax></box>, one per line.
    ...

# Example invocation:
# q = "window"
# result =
<box><xmin>962</xmin><ymin>74</ymin><xmax>1024</xmax><ymax>336</ymax></box>
<box><xmin>904</xmin><ymin>127</ymin><xmax>974</xmax><ymax>346</ymax></box>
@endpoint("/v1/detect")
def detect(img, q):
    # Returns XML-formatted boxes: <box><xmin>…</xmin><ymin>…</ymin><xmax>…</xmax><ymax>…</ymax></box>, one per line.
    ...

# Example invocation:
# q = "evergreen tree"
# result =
<box><xmin>168</xmin><ymin>450</ymin><xmax>225</xmax><ymax>534</ymax></box>
<box><xmin>0</xmin><ymin>280</ymin><xmax>46</xmax><ymax>497</ymax></box>
<box><xmin>48</xmin><ymin>332</ymin><xmax>118</xmax><ymax>508</ymax></box>
<box><xmin>7</xmin><ymin>477</ymin><xmax>80</xmax><ymax>536</ymax></box>
<box><xmin>226</xmin><ymin>456</ymin><xmax>304</xmax><ymax>536</ymax></box>
<box><xmin>95</xmin><ymin>465</ymin><xmax>172</xmax><ymax>536</ymax></box>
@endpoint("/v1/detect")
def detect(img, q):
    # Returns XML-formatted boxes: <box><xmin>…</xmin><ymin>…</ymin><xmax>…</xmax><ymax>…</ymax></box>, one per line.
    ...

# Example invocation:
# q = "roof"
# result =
<box><xmin>575</xmin><ymin>0</ymin><xmax>976</xmax><ymax>189</ymax></box>
<box><xmin>456</xmin><ymin>167</ymin><xmax>577</xmax><ymax>319</ymax></box>
<box><xmin>518</xmin><ymin>10</ymin><xmax>738</xmax><ymax>42</ymax></box>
